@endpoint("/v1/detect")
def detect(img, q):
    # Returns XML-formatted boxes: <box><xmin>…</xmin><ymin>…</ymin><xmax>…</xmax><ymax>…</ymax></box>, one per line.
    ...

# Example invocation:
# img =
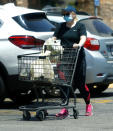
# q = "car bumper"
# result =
<box><xmin>85</xmin><ymin>49</ymin><xmax>113</xmax><ymax>84</ymax></box>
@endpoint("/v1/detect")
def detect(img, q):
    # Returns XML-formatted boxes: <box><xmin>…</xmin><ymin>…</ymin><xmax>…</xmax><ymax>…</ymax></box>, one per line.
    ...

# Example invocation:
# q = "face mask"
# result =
<box><xmin>63</xmin><ymin>15</ymin><xmax>73</xmax><ymax>22</ymax></box>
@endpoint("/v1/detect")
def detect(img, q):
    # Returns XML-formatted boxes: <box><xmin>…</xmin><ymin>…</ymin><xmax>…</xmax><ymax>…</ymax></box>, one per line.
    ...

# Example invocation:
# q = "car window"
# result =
<box><xmin>49</xmin><ymin>20</ymin><xmax>60</xmax><ymax>27</ymax></box>
<box><xmin>79</xmin><ymin>19</ymin><xmax>113</xmax><ymax>37</ymax></box>
<box><xmin>13</xmin><ymin>13</ymin><xmax>55</xmax><ymax>32</ymax></box>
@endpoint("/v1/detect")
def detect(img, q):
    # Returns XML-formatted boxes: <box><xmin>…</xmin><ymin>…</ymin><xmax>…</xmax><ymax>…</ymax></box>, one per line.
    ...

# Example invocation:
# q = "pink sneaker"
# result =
<box><xmin>85</xmin><ymin>104</ymin><xmax>93</xmax><ymax>116</ymax></box>
<box><xmin>56</xmin><ymin>108</ymin><xmax>68</xmax><ymax>117</ymax></box>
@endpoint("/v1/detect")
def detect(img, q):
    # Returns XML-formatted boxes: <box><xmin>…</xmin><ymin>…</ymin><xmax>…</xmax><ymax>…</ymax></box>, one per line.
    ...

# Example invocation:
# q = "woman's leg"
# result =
<box><xmin>77</xmin><ymin>83</ymin><xmax>93</xmax><ymax>116</ymax></box>
<box><xmin>78</xmin><ymin>84</ymin><xmax>90</xmax><ymax>105</ymax></box>
<box><xmin>55</xmin><ymin>86</ymin><xmax>69</xmax><ymax>117</ymax></box>
<box><xmin>73</xmin><ymin>47</ymin><xmax>93</xmax><ymax>116</ymax></box>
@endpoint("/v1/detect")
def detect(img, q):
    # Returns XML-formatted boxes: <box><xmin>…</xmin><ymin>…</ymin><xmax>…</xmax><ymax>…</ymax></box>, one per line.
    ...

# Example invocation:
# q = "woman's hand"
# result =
<box><xmin>73</xmin><ymin>43</ymin><xmax>80</xmax><ymax>48</ymax></box>
<box><xmin>52</xmin><ymin>36</ymin><xmax>57</xmax><ymax>41</ymax></box>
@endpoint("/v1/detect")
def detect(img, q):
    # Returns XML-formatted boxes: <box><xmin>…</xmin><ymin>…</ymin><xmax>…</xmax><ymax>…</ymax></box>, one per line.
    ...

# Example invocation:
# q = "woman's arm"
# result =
<box><xmin>73</xmin><ymin>35</ymin><xmax>86</xmax><ymax>48</ymax></box>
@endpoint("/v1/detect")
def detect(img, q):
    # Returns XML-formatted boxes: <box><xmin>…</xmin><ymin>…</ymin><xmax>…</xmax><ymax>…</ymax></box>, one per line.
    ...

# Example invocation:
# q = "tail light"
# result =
<box><xmin>8</xmin><ymin>35</ymin><xmax>45</xmax><ymax>49</ymax></box>
<box><xmin>84</xmin><ymin>38</ymin><xmax>100</xmax><ymax>51</ymax></box>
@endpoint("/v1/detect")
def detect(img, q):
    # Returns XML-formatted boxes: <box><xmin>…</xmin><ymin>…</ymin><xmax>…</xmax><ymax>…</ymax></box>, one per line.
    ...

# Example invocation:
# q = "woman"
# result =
<box><xmin>53</xmin><ymin>5</ymin><xmax>93</xmax><ymax>116</ymax></box>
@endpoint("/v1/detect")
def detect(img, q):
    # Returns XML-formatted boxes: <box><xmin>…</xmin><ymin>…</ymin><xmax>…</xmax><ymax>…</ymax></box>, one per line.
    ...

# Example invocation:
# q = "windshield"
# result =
<box><xmin>13</xmin><ymin>12</ymin><xmax>55</xmax><ymax>32</ymax></box>
<box><xmin>80</xmin><ymin>18</ymin><xmax>113</xmax><ymax>37</ymax></box>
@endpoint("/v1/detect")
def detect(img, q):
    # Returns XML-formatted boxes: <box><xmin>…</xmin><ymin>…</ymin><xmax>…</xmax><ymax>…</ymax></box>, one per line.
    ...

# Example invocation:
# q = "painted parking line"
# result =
<box><xmin>0</xmin><ymin>110</ymin><xmax>22</xmax><ymax>115</ymax></box>
<box><xmin>91</xmin><ymin>99</ymin><xmax>113</xmax><ymax>103</ymax></box>
<box><xmin>77</xmin><ymin>99</ymin><xmax>113</xmax><ymax>104</ymax></box>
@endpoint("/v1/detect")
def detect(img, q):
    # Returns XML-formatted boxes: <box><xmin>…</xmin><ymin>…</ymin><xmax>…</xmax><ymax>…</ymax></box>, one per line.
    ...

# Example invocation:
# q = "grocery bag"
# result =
<box><xmin>29</xmin><ymin>38</ymin><xmax>63</xmax><ymax>81</ymax></box>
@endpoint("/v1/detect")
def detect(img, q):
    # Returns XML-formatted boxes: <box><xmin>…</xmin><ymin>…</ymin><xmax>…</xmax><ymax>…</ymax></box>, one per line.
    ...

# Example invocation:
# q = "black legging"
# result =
<box><xmin>72</xmin><ymin>47</ymin><xmax>90</xmax><ymax>104</ymax></box>
<box><xmin>59</xmin><ymin>47</ymin><xmax>90</xmax><ymax>105</ymax></box>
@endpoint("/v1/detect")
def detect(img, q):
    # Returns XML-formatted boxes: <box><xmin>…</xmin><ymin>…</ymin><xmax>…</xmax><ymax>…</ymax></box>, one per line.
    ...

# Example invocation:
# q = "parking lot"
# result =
<box><xmin>0</xmin><ymin>85</ymin><xmax>113</xmax><ymax>131</ymax></box>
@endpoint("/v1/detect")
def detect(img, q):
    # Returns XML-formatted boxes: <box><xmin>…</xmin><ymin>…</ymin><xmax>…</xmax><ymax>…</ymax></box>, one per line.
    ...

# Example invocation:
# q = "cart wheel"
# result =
<box><xmin>23</xmin><ymin>111</ymin><xmax>31</xmax><ymax>120</ymax></box>
<box><xmin>43</xmin><ymin>109</ymin><xmax>48</xmax><ymax>117</ymax></box>
<box><xmin>73</xmin><ymin>108</ymin><xmax>79</xmax><ymax>119</ymax></box>
<box><xmin>36</xmin><ymin>111</ymin><xmax>45</xmax><ymax>121</ymax></box>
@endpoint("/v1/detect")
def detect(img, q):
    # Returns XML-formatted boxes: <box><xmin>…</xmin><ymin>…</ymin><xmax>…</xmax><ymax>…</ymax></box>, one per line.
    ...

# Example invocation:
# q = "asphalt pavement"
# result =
<box><xmin>0</xmin><ymin>86</ymin><xmax>113</xmax><ymax>131</ymax></box>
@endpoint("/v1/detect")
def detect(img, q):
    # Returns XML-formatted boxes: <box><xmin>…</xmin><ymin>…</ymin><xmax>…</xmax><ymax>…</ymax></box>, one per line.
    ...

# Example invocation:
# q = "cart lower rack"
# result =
<box><xmin>18</xmin><ymin>45</ymin><xmax>80</xmax><ymax>121</ymax></box>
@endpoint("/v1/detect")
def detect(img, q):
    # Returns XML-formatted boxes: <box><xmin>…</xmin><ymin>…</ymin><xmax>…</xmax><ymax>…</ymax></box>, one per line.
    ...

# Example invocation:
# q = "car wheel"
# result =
<box><xmin>88</xmin><ymin>84</ymin><xmax>109</xmax><ymax>96</ymax></box>
<box><xmin>9</xmin><ymin>89</ymin><xmax>36</xmax><ymax>105</ymax></box>
<box><xmin>23</xmin><ymin>111</ymin><xmax>31</xmax><ymax>121</ymax></box>
<box><xmin>0</xmin><ymin>75</ymin><xmax>6</xmax><ymax>103</ymax></box>
<box><xmin>36</xmin><ymin>111</ymin><xmax>45</xmax><ymax>121</ymax></box>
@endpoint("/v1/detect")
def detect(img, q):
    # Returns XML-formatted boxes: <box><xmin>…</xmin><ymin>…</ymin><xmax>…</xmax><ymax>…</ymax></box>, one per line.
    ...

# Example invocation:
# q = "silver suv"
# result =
<box><xmin>0</xmin><ymin>3</ymin><xmax>55</xmax><ymax>104</ymax></box>
<box><xmin>47</xmin><ymin>14</ymin><xmax>113</xmax><ymax>95</ymax></box>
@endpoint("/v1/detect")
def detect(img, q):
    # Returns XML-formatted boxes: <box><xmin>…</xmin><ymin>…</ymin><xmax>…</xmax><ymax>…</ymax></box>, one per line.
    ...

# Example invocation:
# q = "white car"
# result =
<box><xmin>47</xmin><ymin>13</ymin><xmax>113</xmax><ymax>95</ymax></box>
<box><xmin>0</xmin><ymin>3</ymin><xmax>55</xmax><ymax>104</ymax></box>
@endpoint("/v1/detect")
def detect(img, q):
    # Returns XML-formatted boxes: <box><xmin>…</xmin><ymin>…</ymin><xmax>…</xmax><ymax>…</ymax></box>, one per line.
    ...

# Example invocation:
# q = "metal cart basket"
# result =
<box><xmin>18</xmin><ymin>45</ymin><xmax>80</xmax><ymax>121</ymax></box>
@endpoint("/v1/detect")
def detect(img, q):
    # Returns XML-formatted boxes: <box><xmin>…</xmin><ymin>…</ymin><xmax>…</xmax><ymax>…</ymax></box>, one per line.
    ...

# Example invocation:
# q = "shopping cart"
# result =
<box><xmin>18</xmin><ymin>45</ymin><xmax>80</xmax><ymax>121</ymax></box>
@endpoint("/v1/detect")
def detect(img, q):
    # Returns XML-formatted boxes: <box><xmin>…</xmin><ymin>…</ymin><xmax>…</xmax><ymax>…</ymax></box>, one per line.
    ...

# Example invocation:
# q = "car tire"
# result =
<box><xmin>0</xmin><ymin>75</ymin><xmax>6</xmax><ymax>103</ymax></box>
<box><xmin>88</xmin><ymin>84</ymin><xmax>109</xmax><ymax>96</ymax></box>
<box><xmin>9</xmin><ymin>89</ymin><xmax>36</xmax><ymax>105</ymax></box>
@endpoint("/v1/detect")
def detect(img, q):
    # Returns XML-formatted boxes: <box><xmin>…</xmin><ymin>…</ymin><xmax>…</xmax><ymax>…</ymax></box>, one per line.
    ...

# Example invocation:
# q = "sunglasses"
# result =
<box><xmin>62</xmin><ymin>10</ymin><xmax>70</xmax><ymax>16</ymax></box>
<box><xmin>63</xmin><ymin>13</ymin><xmax>70</xmax><ymax>16</ymax></box>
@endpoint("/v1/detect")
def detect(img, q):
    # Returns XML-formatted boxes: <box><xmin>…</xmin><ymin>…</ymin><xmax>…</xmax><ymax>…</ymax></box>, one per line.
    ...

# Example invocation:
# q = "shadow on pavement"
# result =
<box><xmin>76</xmin><ymin>91</ymin><xmax>113</xmax><ymax>98</ymax></box>
<box><xmin>91</xmin><ymin>92</ymin><xmax>113</xmax><ymax>98</ymax></box>
<box><xmin>0</xmin><ymin>100</ymin><xmax>20</xmax><ymax>109</ymax></box>
<box><xmin>1</xmin><ymin>91</ymin><xmax>113</xmax><ymax>109</ymax></box>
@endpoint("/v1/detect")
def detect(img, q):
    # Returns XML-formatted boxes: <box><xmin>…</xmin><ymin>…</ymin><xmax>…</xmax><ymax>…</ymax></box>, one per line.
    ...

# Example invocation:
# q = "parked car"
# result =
<box><xmin>0</xmin><ymin>3</ymin><xmax>55</xmax><ymax>104</ymax></box>
<box><xmin>46</xmin><ymin>13</ymin><xmax>113</xmax><ymax>95</ymax></box>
